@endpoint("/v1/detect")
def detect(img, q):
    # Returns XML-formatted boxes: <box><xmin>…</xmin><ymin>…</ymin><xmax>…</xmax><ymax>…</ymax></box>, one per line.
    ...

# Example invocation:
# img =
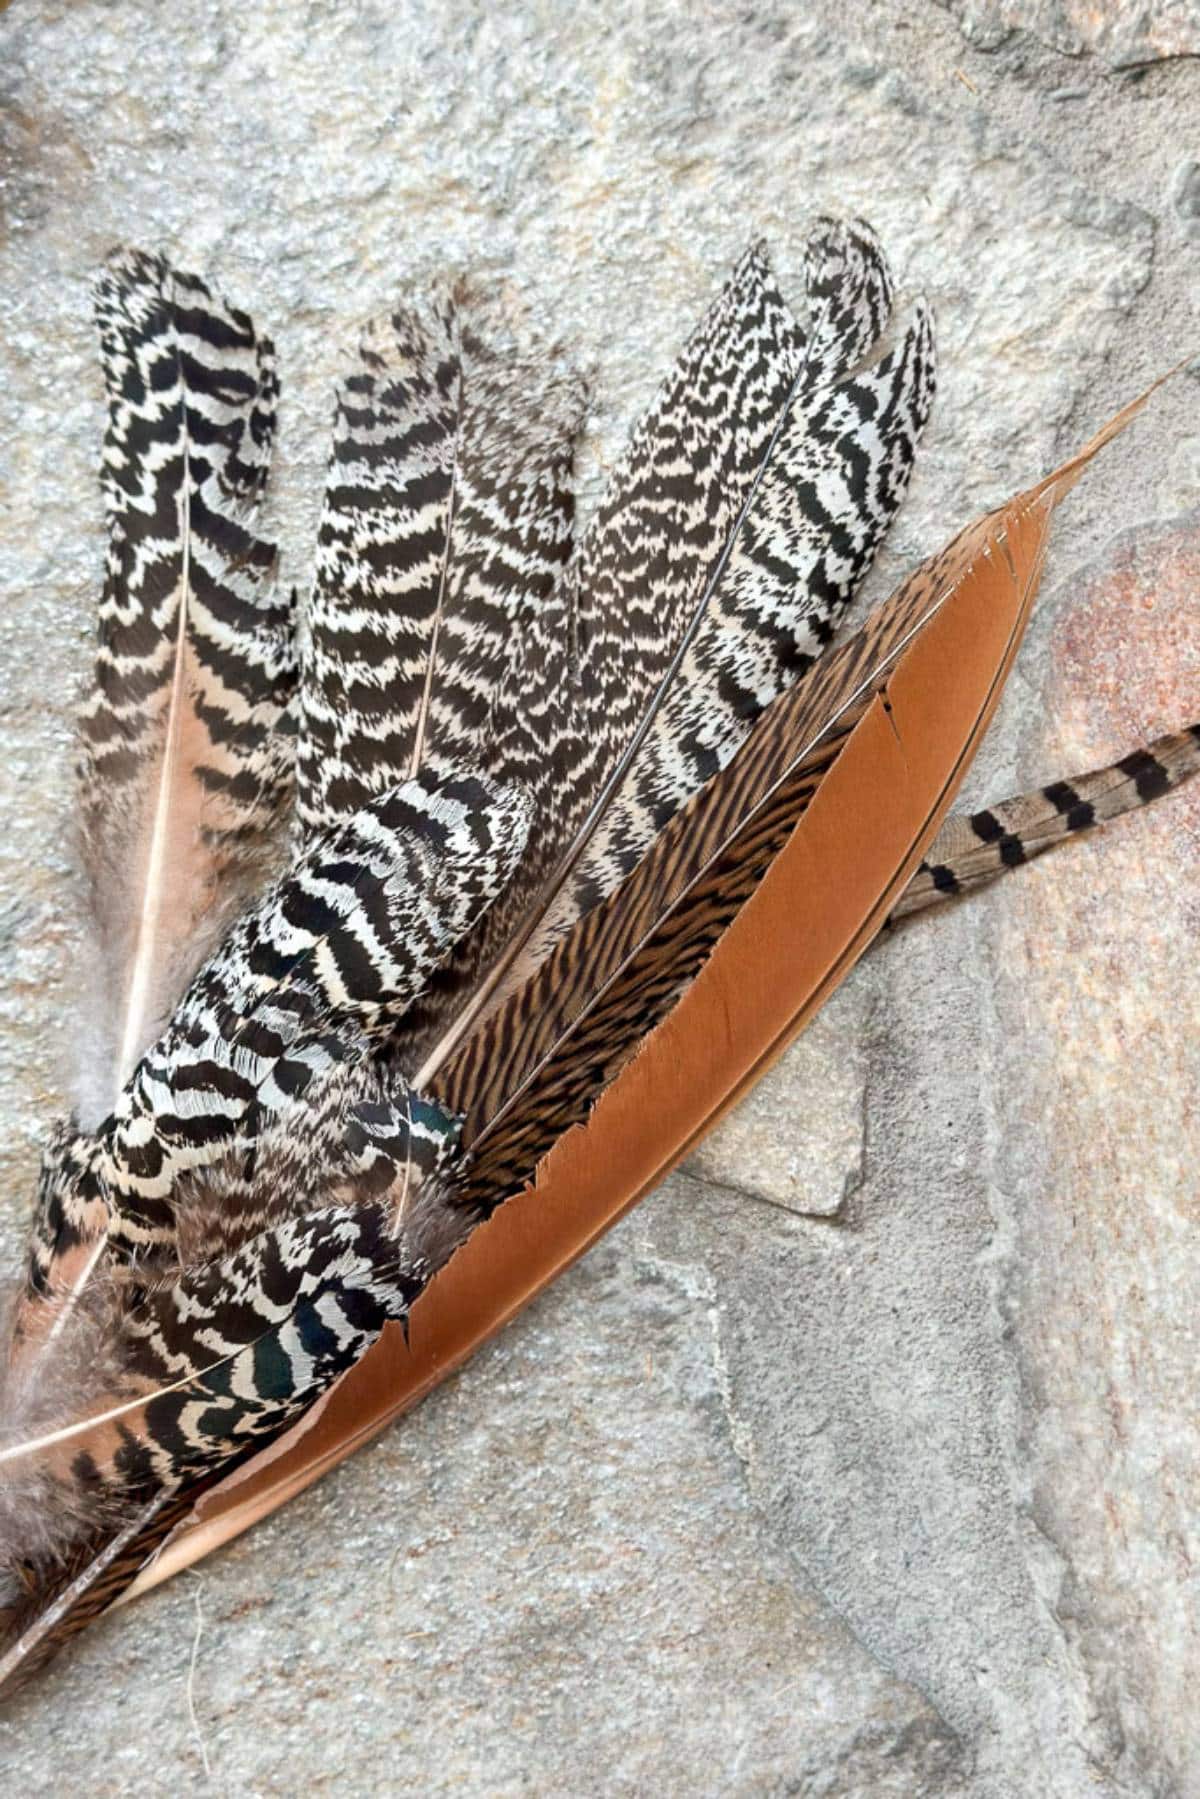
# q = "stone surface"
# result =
<box><xmin>1172</xmin><ymin>156</ymin><xmax>1200</xmax><ymax>231</ymax></box>
<box><xmin>938</xmin><ymin>0</ymin><xmax>1200</xmax><ymax>64</ymax></box>
<box><xmin>0</xmin><ymin>2</ymin><xmax>1197</xmax><ymax>1794</ymax></box>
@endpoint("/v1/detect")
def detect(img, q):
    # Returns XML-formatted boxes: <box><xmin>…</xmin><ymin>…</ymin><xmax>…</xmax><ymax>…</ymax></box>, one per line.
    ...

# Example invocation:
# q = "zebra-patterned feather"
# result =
<box><xmin>523</xmin><ymin>221</ymin><xmax>937</xmax><ymax>967</ymax></box>
<box><xmin>102</xmin><ymin>773</ymin><xmax>530</xmax><ymax>1251</ymax></box>
<box><xmin>295</xmin><ymin>283</ymin><xmax>585</xmax><ymax>839</ymax></box>
<box><xmin>0</xmin><ymin>1200</ymin><xmax>439</xmax><ymax>1691</ymax></box>
<box><xmin>413</xmin><ymin>221</ymin><xmax>936</xmax><ymax>1076</ymax></box>
<box><xmin>82</xmin><ymin>251</ymin><xmax>295</xmax><ymax>1119</ymax></box>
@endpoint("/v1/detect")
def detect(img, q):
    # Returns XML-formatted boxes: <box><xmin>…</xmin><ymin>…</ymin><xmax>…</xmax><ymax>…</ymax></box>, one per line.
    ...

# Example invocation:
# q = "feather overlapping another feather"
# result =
<box><xmin>13</xmin><ymin>253</ymin><xmax>295</xmax><ymax>1362</ymax></box>
<box><xmin>0</xmin><ymin>224</ymin><xmax>1194</xmax><ymax>1691</ymax></box>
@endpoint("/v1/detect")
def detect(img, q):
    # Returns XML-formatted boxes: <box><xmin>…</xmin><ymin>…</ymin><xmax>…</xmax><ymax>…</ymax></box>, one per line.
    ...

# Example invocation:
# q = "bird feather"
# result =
<box><xmin>21</xmin><ymin>252</ymin><xmax>295</xmax><ymax>1366</ymax></box>
<box><xmin>891</xmin><ymin>722</ymin><xmax>1200</xmax><ymax>920</ymax></box>
<box><xmin>82</xmin><ymin>250</ymin><xmax>294</xmax><ymax>1116</ymax></box>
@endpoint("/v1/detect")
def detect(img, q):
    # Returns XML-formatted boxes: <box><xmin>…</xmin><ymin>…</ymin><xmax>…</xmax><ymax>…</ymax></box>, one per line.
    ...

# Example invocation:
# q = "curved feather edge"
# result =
<box><xmin>20</xmin><ymin>251</ymin><xmax>295</xmax><ymax>1380</ymax></box>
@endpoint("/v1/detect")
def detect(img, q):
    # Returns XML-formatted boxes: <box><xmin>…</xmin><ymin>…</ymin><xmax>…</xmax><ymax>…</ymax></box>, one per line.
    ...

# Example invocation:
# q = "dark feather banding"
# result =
<box><xmin>414</xmin><ymin>221</ymin><xmax>937</xmax><ymax>1075</ymax></box>
<box><xmin>521</xmin><ymin>222</ymin><xmax>938</xmax><ymax>970</ymax></box>
<box><xmin>18</xmin><ymin>253</ymin><xmax>296</xmax><ymax>1380</ymax></box>
<box><xmin>295</xmin><ymin>283</ymin><xmax>586</xmax><ymax>839</ymax></box>
<box><xmin>891</xmin><ymin>722</ymin><xmax>1200</xmax><ymax>920</ymax></box>
<box><xmin>102</xmin><ymin>773</ymin><xmax>530</xmax><ymax>1250</ymax></box>
<box><xmin>82</xmin><ymin>251</ymin><xmax>295</xmax><ymax>1116</ymax></box>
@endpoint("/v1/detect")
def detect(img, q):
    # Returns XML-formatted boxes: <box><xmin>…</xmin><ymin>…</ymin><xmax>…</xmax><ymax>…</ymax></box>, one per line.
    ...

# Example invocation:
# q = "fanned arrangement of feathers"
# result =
<box><xmin>0</xmin><ymin>221</ymin><xmax>1195</xmax><ymax>1691</ymax></box>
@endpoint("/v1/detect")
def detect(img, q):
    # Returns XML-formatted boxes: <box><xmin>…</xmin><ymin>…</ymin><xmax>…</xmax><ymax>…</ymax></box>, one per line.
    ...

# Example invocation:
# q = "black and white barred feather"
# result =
<box><xmin>526</xmin><ymin>220</ymin><xmax>937</xmax><ymax>960</ymax></box>
<box><xmin>102</xmin><ymin>773</ymin><xmax>529</xmax><ymax>1249</ymax></box>
<box><xmin>83</xmin><ymin>251</ymin><xmax>295</xmax><ymax>1115</ymax></box>
<box><xmin>295</xmin><ymin>283</ymin><xmax>586</xmax><ymax>839</ymax></box>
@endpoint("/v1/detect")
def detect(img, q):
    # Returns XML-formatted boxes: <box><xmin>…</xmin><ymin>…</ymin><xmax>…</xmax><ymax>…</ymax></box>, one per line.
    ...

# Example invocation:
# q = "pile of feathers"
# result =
<box><xmin>0</xmin><ymin>217</ymin><xmax>1194</xmax><ymax>1689</ymax></box>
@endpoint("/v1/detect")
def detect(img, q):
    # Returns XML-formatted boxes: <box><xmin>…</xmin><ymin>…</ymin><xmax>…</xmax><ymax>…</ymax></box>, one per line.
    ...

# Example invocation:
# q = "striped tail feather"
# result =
<box><xmin>521</xmin><ymin>220</ymin><xmax>938</xmax><ymax>970</ymax></box>
<box><xmin>891</xmin><ymin>723</ymin><xmax>1200</xmax><ymax>920</ymax></box>
<box><xmin>82</xmin><ymin>250</ymin><xmax>295</xmax><ymax>1120</ymax></box>
<box><xmin>412</xmin><ymin>218</ymin><xmax>937</xmax><ymax>1073</ymax></box>
<box><xmin>294</xmin><ymin>280</ymin><xmax>587</xmax><ymax>841</ymax></box>
<box><xmin>19</xmin><ymin>252</ymin><xmax>296</xmax><ymax>1369</ymax></box>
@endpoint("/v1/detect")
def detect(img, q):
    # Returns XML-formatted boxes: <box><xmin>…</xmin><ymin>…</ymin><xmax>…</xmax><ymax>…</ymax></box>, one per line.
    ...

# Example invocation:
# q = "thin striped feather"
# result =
<box><xmin>891</xmin><ymin>723</ymin><xmax>1200</xmax><ymax>919</ymax></box>
<box><xmin>19</xmin><ymin>253</ymin><xmax>295</xmax><ymax>1365</ymax></box>
<box><xmin>413</xmin><ymin>220</ymin><xmax>936</xmax><ymax>1076</ymax></box>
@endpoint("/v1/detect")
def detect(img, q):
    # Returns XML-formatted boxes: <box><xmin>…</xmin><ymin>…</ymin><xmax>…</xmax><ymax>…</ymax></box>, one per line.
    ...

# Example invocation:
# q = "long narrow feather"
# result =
<box><xmin>23</xmin><ymin>253</ymin><xmax>294</xmax><ymax>1357</ymax></box>
<box><xmin>890</xmin><ymin>723</ymin><xmax>1200</xmax><ymax>920</ymax></box>
<box><xmin>82</xmin><ymin>251</ymin><xmax>294</xmax><ymax>1115</ymax></box>
<box><xmin>523</xmin><ymin>221</ymin><xmax>936</xmax><ymax>963</ymax></box>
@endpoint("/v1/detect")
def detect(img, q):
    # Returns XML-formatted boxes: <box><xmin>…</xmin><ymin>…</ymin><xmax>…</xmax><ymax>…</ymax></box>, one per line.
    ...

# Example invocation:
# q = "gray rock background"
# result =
<box><xmin>0</xmin><ymin>1</ymin><xmax>1197</xmax><ymax>1792</ymax></box>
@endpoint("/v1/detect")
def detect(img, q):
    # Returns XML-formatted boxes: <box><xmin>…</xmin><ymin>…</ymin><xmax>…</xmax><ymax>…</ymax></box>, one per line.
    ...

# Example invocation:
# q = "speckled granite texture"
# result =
<box><xmin>0</xmin><ymin>2</ymin><xmax>1197</xmax><ymax>1793</ymax></box>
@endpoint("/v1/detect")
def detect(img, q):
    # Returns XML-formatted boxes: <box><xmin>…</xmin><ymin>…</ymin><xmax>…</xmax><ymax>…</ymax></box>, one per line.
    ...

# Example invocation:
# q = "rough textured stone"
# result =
<box><xmin>0</xmin><ymin>2</ymin><xmax>1196</xmax><ymax>1794</ymax></box>
<box><xmin>938</xmin><ymin>0</ymin><xmax>1200</xmax><ymax>64</ymax></box>
<box><xmin>1171</xmin><ymin>156</ymin><xmax>1200</xmax><ymax>230</ymax></box>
